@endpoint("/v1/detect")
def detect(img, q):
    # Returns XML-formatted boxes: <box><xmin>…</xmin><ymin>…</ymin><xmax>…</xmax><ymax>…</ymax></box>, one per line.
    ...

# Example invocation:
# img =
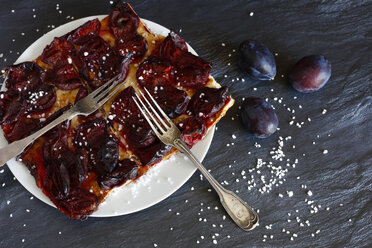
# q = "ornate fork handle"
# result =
<box><xmin>173</xmin><ymin>138</ymin><xmax>259</xmax><ymax>231</ymax></box>
<box><xmin>0</xmin><ymin>109</ymin><xmax>76</xmax><ymax>166</ymax></box>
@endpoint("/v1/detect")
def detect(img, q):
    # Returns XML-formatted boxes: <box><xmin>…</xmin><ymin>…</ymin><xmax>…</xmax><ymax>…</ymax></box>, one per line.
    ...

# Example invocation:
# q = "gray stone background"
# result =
<box><xmin>0</xmin><ymin>0</ymin><xmax>371</xmax><ymax>247</ymax></box>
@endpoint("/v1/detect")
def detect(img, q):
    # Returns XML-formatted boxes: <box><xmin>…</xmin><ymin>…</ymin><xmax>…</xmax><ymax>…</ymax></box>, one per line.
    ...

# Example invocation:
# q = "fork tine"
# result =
<box><xmin>96</xmin><ymin>81</ymin><xmax>125</xmax><ymax>108</ymax></box>
<box><xmin>138</xmin><ymin>89</ymin><xmax>170</xmax><ymax>129</ymax></box>
<box><xmin>92</xmin><ymin>75</ymin><xmax>121</xmax><ymax>99</ymax></box>
<box><xmin>132</xmin><ymin>93</ymin><xmax>165</xmax><ymax>134</ymax></box>
<box><xmin>143</xmin><ymin>87</ymin><xmax>174</xmax><ymax>126</ymax></box>
<box><xmin>90</xmin><ymin>74</ymin><xmax>120</xmax><ymax>99</ymax></box>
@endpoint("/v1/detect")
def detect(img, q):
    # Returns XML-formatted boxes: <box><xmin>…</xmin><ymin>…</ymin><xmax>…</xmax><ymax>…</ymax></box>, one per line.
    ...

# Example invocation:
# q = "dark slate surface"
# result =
<box><xmin>0</xmin><ymin>0</ymin><xmax>371</xmax><ymax>247</ymax></box>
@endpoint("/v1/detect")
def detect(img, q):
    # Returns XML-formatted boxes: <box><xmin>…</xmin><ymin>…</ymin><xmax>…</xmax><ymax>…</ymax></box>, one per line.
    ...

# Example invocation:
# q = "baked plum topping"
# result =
<box><xmin>136</xmin><ymin>56</ymin><xmax>175</xmax><ymax>86</ymax></box>
<box><xmin>41</xmin><ymin>64</ymin><xmax>78</xmax><ymax>90</ymax></box>
<box><xmin>100</xmin><ymin>136</ymin><xmax>119</xmax><ymax>173</ymax></box>
<box><xmin>75</xmin><ymin>148</ymin><xmax>89</xmax><ymax>183</ymax></box>
<box><xmin>43</xmin><ymin>121</ymin><xmax>70</xmax><ymax>160</ymax></box>
<box><xmin>0</xmin><ymin>82</ymin><xmax>55</xmax><ymax>123</ymax></box>
<box><xmin>159</xmin><ymin>32</ymin><xmax>211</xmax><ymax>88</ymax></box>
<box><xmin>78</xmin><ymin>36</ymin><xmax>122</xmax><ymax>88</ymax></box>
<box><xmin>110</xmin><ymin>87</ymin><xmax>156</xmax><ymax>148</ymax></box>
<box><xmin>4</xmin><ymin>118</ymin><xmax>39</xmax><ymax>143</ymax></box>
<box><xmin>136</xmin><ymin>57</ymin><xmax>189</xmax><ymax>118</ymax></box>
<box><xmin>24</xmin><ymin>83</ymin><xmax>56</xmax><ymax>113</ymax></box>
<box><xmin>43</xmin><ymin>64</ymin><xmax>82</xmax><ymax>90</ymax></box>
<box><xmin>0</xmin><ymin>91</ymin><xmax>24</xmax><ymax>125</ymax></box>
<box><xmin>41</xmin><ymin>37</ymin><xmax>80</xmax><ymax>68</ymax></box>
<box><xmin>289</xmin><ymin>55</ymin><xmax>331</xmax><ymax>93</ymax></box>
<box><xmin>109</xmin><ymin>1</ymin><xmax>148</xmax><ymax>61</ymax></box>
<box><xmin>159</xmin><ymin>31</ymin><xmax>188</xmax><ymax>60</ymax></box>
<box><xmin>114</xmin><ymin>33</ymin><xmax>148</xmax><ymax>61</ymax></box>
<box><xmin>5</xmin><ymin>62</ymin><xmax>44</xmax><ymax>95</ymax></box>
<box><xmin>174</xmin><ymin>56</ymin><xmax>211</xmax><ymax>88</ymax></box>
<box><xmin>126</xmin><ymin>120</ymin><xmax>156</xmax><ymax>149</ymax></box>
<box><xmin>188</xmin><ymin>86</ymin><xmax>228</xmax><ymax>118</ymax></box>
<box><xmin>134</xmin><ymin>141</ymin><xmax>172</xmax><ymax>166</ymax></box>
<box><xmin>58</xmin><ymin>188</ymin><xmax>98</xmax><ymax>220</ymax></box>
<box><xmin>109</xmin><ymin>1</ymin><xmax>139</xmax><ymax>38</ymax></box>
<box><xmin>46</xmin><ymin>162</ymin><xmax>71</xmax><ymax>200</ymax></box>
<box><xmin>110</xmin><ymin>86</ymin><xmax>172</xmax><ymax>165</ymax></box>
<box><xmin>110</xmin><ymin>86</ymin><xmax>139</xmax><ymax>124</ymax></box>
<box><xmin>116</xmin><ymin>52</ymin><xmax>133</xmax><ymax>82</ymax></box>
<box><xmin>98</xmin><ymin>159</ymin><xmax>138</xmax><ymax>190</ymax></box>
<box><xmin>147</xmin><ymin>83</ymin><xmax>189</xmax><ymax>118</ymax></box>
<box><xmin>42</xmin><ymin>121</ymin><xmax>73</xmax><ymax>199</ymax></box>
<box><xmin>67</xmin><ymin>19</ymin><xmax>101</xmax><ymax>45</ymax></box>
<box><xmin>241</xmin><ymin>97</ymin><xmax>278</xmax><ymax>138</ymax></box>
<box><xmin>73</xmin><ymin>118</ymin><xmax>114</xmax><ymax>176</ymax></box>
<box><xmin>54</xmin><ymin>78</ymin><xmax>82</xmax><ymax>91</ymax></box>
<box><xmin>74</xmin><ymin>118</ymin><xmax>109</xmax><ymax>149</ymax></box>
<box><xmin>178</xmin><ymin>117</ymin><xmax>206</xmax><ymax>148</ymax></box>
<box><xmin>77</xmin><ymin>110</ymin><xmax>103</xmax><ymax>124</ymax></box>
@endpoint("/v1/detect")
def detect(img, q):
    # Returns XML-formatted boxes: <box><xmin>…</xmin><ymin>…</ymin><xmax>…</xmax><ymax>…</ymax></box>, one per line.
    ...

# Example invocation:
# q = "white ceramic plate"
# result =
<box><xmin>0</xmin><ymin>15</ymin><xmax>215</xmax><ymax>217</ymax></box>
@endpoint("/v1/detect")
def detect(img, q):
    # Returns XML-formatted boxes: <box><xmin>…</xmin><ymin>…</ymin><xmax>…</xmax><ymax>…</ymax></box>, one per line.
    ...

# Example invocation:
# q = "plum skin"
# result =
<box><xmin>238</xmin><ymin>40</ymin><xmax>276</xmax><ymax>80</ymax></box>
<box><xmin>241</xmin><ymin>97</ymin><xmax>278</xmax><ymax>138</ymax></box>
<box><xmin>289</xmin><ymin>55</ymin><xmax>331</xmax><ymax>93</ymax></box>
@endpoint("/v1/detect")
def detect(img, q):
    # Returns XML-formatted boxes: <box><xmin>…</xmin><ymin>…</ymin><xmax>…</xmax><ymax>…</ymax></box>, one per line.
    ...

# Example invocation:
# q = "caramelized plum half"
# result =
<box><xmin>114</xmin><ymin>33</ymin><xmax>148</xmax><ymax>61</ymax></box>
<box><xmin>73</xmin><ymin>118</ymin><xmax>120</xmax><ymax>177</ymax></box>
<box><xmin>78</xmin><ymin>36</ymin><xmax>122</xmax><ymax>88</ymax></box>
<box><xmin>5</xmin><ymin>104</ymin><xmax>72</xmax><ymax>144</ymax></box>
<box><xmin>109</xmin><ymin>1</ymin><xmax>147</xmax><ymax>61</ymax></box>
<box><xmin>136</xmin><ymin>56</ymin><xmax>175</xmax><ymax>86</ymax></box>
<box><xmin>147</xmin><ymin>84</ymin><xmax>189</xmax><ymax>118</ymax></box>
<box><xmin>110</xmin><ymin>86</ymin><xmax>172</xmax><ymax>165</ymax></box>
<box><xmin>100</xmin><ymin>136</ymin><xmax>119</xmax><ymax>174</ymax></box>
<box><xmin>109</xmin><ymin>1</ymin><xmax>139</xmax><ymax>38</ymax></box>
<box><xmin>24</xmin><ymin>83</ymin><xmax>56</xmax><ymax>113</ymax></box>
<box><xmin>134</xmin><ymin>141</ymin><xmax>172</xmax><ymax>166</ymax></box>
<box><xmin>98</xmin><ymin>159</ymin><xmax>138</xmax><ymax>190</ymax></box>
<box><xmin>5</xmin><ymin>62</ymin><xmax>44</xmax><ymax>95</ymax></box>
<box><xmin>0</xmin><ymin>91</ymin><xmax>24</xmax><ymax>125</ymax></box>
<box><xmin>41</xmin><ymin>37</ymin><xmax>80</xmax><ymax>68</ymax></box>
<box><xmin>74</xmin><ymin>118</ymin><xmax>109</xmax><ymax>149</ymax></box>
<box><xmin>188</xmin><ymin>86</ymin><xmax>228</xmax><ymax>118</ymax></box>
<box><xmin>110</xmin><ymin>86</ymin><xmax>139</xmax><ymax>125</ymax></box>
<box><xmin>173</xmin><ymin>53</ymin><xmax>212</xmax><ymax>88</ymax></box>
<box><xmin>75</xmin><ymin>148</ymin><xmax>89</xmax><ymax>183</ymax></box>
<box><xmin>4</xmin><ymin>118</ymin><xmax>39</xmax><ymax>143</ymax></box>
<box><xmin>67</xmin><ymin>19</ymin><xmax>101</xmax><ymax>45</ymax></box>
<box><xmin>110</xmin><ymin>87</ymin><xmax>156</xmax><ymax>148</ymax></box>
<box><xmin>159</xmin><ymin>32</ymin><xmax>211</xmax><ymax>88</ymax></box>
<box><xmin>46</xmin><ymin>162</ymin><xmax>71</xmax><ymax>200</ymax></box>
<box><xmin>43</xmin><ymin>120</ymin><xmax>70</xmax><ymax>160</ymax></box>
<box><xmin>42</xmin><ymin>121</ymin><xmax>73</xmax><ymax>199</ymax></box>
<box><xmin>159</xmin><ymin>31</ymin><xmax>188</xmax><ymax>60</ymax></box>
<box><xmin>43</xmin><ymin>64</ymin><xmax>82</xmax><ymax>90</ymax></box>
<box><xmin>178</xmin><ymin>117</ymin><xmax>206</xmax><ymax>148</ymax></box>
<box><xmin>58</xmin><ymin>188</ymin><xmax>98</xmax><ymax>220</ymax></box>
<box><xmin>127</xmin><ymin>120</ymin><xmax>157</xmax><ymax>149</ymax></box>
<box><xmin>136</xmin><ymin>57</ymin><xmax>189</xmax><ymax>118</ymax></box>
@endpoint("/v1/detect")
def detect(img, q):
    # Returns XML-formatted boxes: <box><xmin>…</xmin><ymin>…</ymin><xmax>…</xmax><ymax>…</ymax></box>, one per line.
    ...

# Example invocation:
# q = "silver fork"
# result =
<box><xmin>133</xmin><ymin>88</ymin><xmax>259</xmax><ymax>231</ymax></box>
<box><xmin>0</xmin><ymin>74</ymin><xmax>128</xmax><ymax>166</ymax></box>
